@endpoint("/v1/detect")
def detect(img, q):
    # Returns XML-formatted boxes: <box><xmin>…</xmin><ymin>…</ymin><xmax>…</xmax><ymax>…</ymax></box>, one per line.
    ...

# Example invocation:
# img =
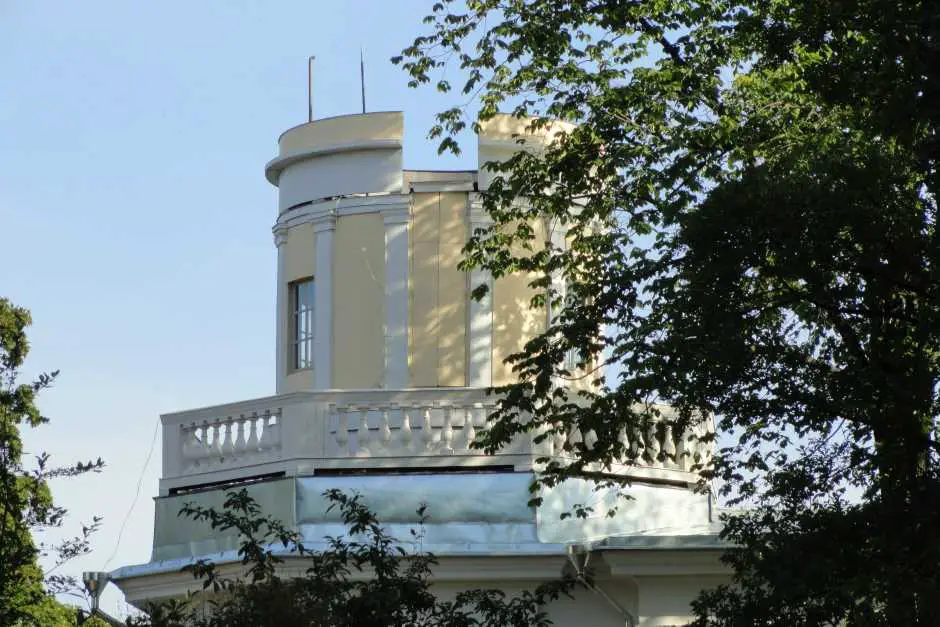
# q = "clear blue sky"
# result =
<box><xmin>0</xmin><ymin>1</ymin><xmax>475</xmax><ymax>616</ymax></box>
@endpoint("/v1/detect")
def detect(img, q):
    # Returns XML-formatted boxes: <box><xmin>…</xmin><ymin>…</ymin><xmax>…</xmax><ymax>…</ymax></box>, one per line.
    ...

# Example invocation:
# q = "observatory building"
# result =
<box><xmin>110</xmin><ymin>110</ymin><xmax>727</xmax><ymax>626</ymax></box>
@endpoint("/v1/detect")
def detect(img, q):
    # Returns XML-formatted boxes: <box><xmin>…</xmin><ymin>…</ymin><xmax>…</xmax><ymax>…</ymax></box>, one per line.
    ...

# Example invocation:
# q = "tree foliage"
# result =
<box><xmin>130</xmin><ymin>489</ymin><xmax>571</xmax><ymax>627</ymax></box>
<box><xmin>0</xmin><ymin>298</ymin><xmax>104</xmax><ymax>625</ymax></box>
<box><xmin>396</xmin><ymin>0</ymin><xmax>940</xmax><ymax>624</ymax></box>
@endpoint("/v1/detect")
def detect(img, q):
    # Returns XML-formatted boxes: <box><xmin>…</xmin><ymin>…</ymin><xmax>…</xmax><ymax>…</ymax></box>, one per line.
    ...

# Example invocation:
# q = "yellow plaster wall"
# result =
<box><xmin>410</xmin><ymin>193</ymin><xmax>439</xmax><ymax>386</ymax></box>
<box><xmin>437</xmin><ymin>193</ymin><xmax>468</xmax><ymax>386</ymax></box>
<box><xmin>409</xmin><ymin>192</ymin><xmax>468</xmax><ymax>387</ymax></box>
<box><xmin>284</xmin><ymin>223</ymin><xmax>316</xmax><ymax>282</ymax></box>
<box><xmin>477</xmin><ymin>112</ymin><xmax>575</xmax><ymax>146</ymax></box>
<box><xmin>492</xmin><ymin>219</ymin><xmax>548</xmax><ymax>387</ymax></box>
<box><xmin>333</xmin><ymin>213</ymin><xmax>385</xmax><ymax>389</ymax></box>
<box><xmin>284</xmin><ymin>369</ymin><xmax>314</xmax><ymax>393</ymax></box>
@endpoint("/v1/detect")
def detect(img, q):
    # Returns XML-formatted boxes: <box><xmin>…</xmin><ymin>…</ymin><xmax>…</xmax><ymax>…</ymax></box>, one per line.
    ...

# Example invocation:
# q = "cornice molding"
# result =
<box><xmin>276</xmin><ymin>194</ymin><xmax>412</xmax><ymax>232</ymax></box>
<box><xmin>409</xmin><ymin>181</ymin><xmax>475</xmax><ymax>193</ymax></box>
<box><xmin>311</xmin><ymin>211</ymin><xmax>337</xmax><ymax>233</ymax></box>
<box><xmin>382</xmin><ymin>203</ymin><xmax>411</xmax><ymax>225</ymax></box>
<box><xmin>265</xmin><ymin>138</ymin><xmax>403</xmax><ymax>185</ymax></box>
<box><xmin>113</xmin><ymin>548</ymin><xmax>727</xmax><ymax>610</ymax></box>
<box><xmin>272</xmin><ymin>225</ymin><xmax>289</xmax><ymax>248</ymax></box>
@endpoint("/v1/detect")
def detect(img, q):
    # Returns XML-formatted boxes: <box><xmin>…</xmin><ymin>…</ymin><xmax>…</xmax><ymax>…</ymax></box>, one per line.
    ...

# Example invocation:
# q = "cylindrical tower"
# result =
<box><xmin>265</xmin><ymin>111</ymin><xmax>576</xmax><ymax>394</ymax></box>
<box><xmin>266</xmin><ymin>112</ymin><xmax>406</xmax><ymax>393</ymax></box>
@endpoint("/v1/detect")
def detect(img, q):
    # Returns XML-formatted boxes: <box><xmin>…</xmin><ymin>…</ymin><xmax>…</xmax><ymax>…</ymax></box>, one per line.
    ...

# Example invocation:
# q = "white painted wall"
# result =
<box><xmin>277</xmin><ymin>147</ymin><xmax>402</xmax><ymax>211</ymax></box>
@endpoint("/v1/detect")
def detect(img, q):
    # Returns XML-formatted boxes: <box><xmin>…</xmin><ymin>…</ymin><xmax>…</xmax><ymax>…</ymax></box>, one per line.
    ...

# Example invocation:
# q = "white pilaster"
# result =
<box><xmin>313</xmin><ymin>214</ymin><xmax>336</xmax><ymax>389</ymax></box>
<box><xmin>274</xmin><ymin>226</ymin><xmax>289</xmax><ymax>394</ymax></box>
<box><xmin>383</xmin><ymin>206</ymin><xmax>410</xmax><ymax>389</ymax></box>
<box><xmin>547</xmin><ymin>217</ymin><xmax>571</xmax><ymax>381</ymax></box>
<box><xmin>468</xmin><ymin>196</ymin><xmax>494</xmax><ymax>388</ymax></box>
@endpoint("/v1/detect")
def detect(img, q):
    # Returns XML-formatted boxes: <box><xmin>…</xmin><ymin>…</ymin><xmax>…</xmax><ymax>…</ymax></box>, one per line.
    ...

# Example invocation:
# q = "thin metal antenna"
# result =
<box><xmin>308</xmin><ymin>56</ymin><xmax>316</xmax><ymax>122</ymax></box>
<box><xmin>360</xmin><ymin>48</ymin><xmax>366</xmax><ymax>114</ymax></box>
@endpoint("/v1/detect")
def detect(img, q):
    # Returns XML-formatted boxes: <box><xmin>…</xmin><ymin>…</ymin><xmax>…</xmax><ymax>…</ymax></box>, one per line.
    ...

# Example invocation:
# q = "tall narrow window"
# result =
<box><xmin>290</xmin><ymin>278</ymin><xmax>315</xmax><ymax>371</ymax></box>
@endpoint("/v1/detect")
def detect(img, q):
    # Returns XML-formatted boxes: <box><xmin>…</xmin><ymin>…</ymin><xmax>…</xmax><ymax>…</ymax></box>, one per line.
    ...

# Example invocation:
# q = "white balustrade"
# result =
<box><xmin>179</xmin><ymin>409</ymin><xmax>281</xmax><ymax>470</ymax></box>
<box><xmin>159</xmin><ymin>390</ymin><xmax>715</xmax><ymax>495</ymax></box>
<box><xmin>550</xmin><ymin>409</ymin><xmax>715</xmax><ymax>475</ymax></box>
<box><xmin>325</xmin><ymin>398</ymin><xmax>498</xmax><ymax>458</ymax></box>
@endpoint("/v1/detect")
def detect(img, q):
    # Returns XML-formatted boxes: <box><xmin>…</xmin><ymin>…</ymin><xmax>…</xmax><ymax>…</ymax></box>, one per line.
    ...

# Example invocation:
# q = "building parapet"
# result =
<box><xmin>159</xmin><ymin>388</ymin><xmax>713</xmax><ymax>496</ymax></box>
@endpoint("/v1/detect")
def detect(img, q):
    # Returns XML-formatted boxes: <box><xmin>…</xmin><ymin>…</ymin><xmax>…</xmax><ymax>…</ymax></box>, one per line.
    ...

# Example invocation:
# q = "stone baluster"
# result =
<box><xmin>400</xmin><ymin>406</ymin><xmax>414</xmax><ymax>453</ymax></box>
<box><xmin>583</xmin><ymin>428</ymin><xmax>598</xmax><ymax>451</ymax></box>
<box><xmin>335</xmin><ymin>405</ymin><xmax>349</xmax><ymax>455</ymax></box>
<box><xmin>618</xmin><ymin>426</ymin><xmax>630</xmax><ymax>462</ymax></box>
<box><xmin>210</xmin><ymin>419</ymin><xmax>223</xmax><ymax>463</ymax></box>
<box><xmin>676</xmin><ymin>428</ymin><xmax>690</xmax><ymax>471</ymax></box>
<box><xmin>258</xmin><ymin>412</ymin><xmax>272</xmax><ymax>451</ymax></box>
<box><xmin>245</xmin><ymin>413</ymin><xmax>260</xmax><ymax>452</ymax></box>
<box><xmin>221</xmin><ymin>416</ymin><xmax>235</xmax><ymax>460</ymax></box>
<box><xmin>420</xmin><ymin>406</ymin><xmax>434</xmax><ymax>452</ymax></box>
<box><xmin>378</xmin><ymin>405</ymin><xmax>393</xmax><ymax>455</ymax></box>
<box><xmin>466</xmin><ymin>404</ymin><xmax>480</xmax><ymax>452</ymax></box>
<box><xmin>662</xmin><ymin>423</ymin><xmax>676</xmax><ymax>469</ymax></box>
<box><xmin>357</xmin><ymin>407</ymin><xmax>371</xmax><ymax>456</ymax></box>
<box><xmin>442</xmin><ymin>406</ymin><xmax>455</xmax><ymax>454</ymax></box>
<box><xmin>234</xmin><ymin>415</ymin><xmax>247</xmax><ymax>455</ymax></box>
<box><xmin>553</xmin><ymin>422</ymin><xmax>567</xmax><ymax>454</ymax></box>
<box><xmin>196</xmin><ymin>422</ymin><xmax>209</xmax><ymax>465</ymax></box>
<box><xmin>647</xmin><ymin>422</ymin><xmax>662</xmax><ymax>467</ymax></box>
<box><xmin>631</xmin><ymin>425</ymin><xmax>644</xmax><ymax>463</ymax></box>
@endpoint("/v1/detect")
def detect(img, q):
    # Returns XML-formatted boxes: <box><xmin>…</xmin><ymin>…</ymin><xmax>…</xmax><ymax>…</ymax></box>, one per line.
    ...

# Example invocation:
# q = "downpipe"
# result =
<box><xmin>566</xmin><ymin>545</ymin><xmax>637</xmax><ymax>627</ymax></box>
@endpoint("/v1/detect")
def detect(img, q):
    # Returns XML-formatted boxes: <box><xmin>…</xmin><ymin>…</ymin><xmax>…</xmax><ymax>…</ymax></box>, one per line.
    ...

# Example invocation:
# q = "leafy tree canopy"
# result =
<box><xmin>0</xmin><ymin>298</ymin><xmax>104</xmax><ymax>625</ymax></box>
<box><xmin>395</xmin><ymin>1</ymin><xmax>940</xmax><ymax>624</ymax></box>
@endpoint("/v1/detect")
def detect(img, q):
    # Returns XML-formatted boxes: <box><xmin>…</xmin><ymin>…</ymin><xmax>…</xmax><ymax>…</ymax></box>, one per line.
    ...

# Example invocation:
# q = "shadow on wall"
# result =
<box><xmin>410</xmin><ymin>194</ymin><xmax>587</xmax><ymax>390</ymax></box>
<box><xmin>411</xmin><ymin>191</ymin><xmax>468</xmax><ymax>387</ymax></box>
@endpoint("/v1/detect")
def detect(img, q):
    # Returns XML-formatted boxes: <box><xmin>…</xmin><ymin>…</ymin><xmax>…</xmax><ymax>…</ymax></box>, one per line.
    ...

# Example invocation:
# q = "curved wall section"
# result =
<box><xmin>276</xmin><ymin>148</ymin><xmax>402</xmax><ymax>212</ymax></box>
<box><xmin>266</xmin><ymin>112</ymin><xmax>404</xmax><ymax>212</ymax></box>
<box><xmin>277</xmin><ymin>111</ymin><xmax>403</xmax><ymax>157</ymax></box>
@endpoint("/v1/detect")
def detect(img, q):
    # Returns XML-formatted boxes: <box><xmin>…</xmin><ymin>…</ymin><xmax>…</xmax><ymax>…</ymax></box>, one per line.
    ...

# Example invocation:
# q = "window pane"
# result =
<box><xmin>290</xmin><ymin>279</ymin><xmax>315</xmax><ymax>370</ymax></box>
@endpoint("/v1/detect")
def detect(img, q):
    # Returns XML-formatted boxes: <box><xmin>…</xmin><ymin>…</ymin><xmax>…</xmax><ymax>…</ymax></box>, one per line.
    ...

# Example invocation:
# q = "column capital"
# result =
<box><xmin>381</xmin><ymin>204</ymin><xmax>411</xmax><ymax>225</ymax></box>
<box><xmin>311</xmin><ymin>212</ymin><xmax>337</xmax><ymax>233</ymax></box>
<box><xmin>273</xmin><ymin>225</ymin><xmax>289</xmax><ymax>248</ymax></box>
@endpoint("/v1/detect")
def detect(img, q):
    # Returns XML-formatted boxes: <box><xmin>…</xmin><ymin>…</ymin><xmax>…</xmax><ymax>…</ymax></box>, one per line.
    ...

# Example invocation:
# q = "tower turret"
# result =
<box><xmin>264</xmin><ymin>111</ymin><xmax>566</xmax><ymax>394</ymax></box>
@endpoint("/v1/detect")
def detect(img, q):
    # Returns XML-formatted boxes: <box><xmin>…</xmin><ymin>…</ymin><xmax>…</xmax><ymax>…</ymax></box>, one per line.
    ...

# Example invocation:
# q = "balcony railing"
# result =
<box><xmin>159</xmin><ymin>388</ymin><xmax>713</xmax><ymax>495</ymax></box>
